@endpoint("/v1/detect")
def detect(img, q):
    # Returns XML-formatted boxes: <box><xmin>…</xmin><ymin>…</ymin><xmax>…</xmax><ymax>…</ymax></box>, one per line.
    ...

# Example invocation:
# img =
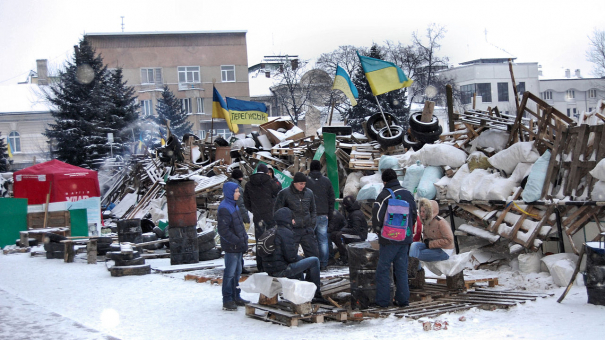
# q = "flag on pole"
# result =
<box><xmin>356</xmin><ymin>51</ymin><xmax>413</xmax><ymax>96</ymax></box>
<box><xmin>6</xmin><ymin>139</ymin><xmax>13</xmax><ymax>158</ymax></box>
<box><xmin>212</xmin><ymin>86</ymin><xmax>239</xmax><ymax>133</ymax></box>
<box><xmin>332</xmin><ymin>65</ymin><xmax>358</xmax><ymax>106</ymax></box>
<box><xmin>226</xmin><ymin>97</ymin><xmax>268</xmax><ymax>125</ymax></box>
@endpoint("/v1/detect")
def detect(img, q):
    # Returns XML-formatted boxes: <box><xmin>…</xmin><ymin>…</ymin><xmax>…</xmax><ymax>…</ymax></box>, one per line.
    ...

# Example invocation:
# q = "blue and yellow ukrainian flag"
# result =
<box><xmin>7</xmin><ymin>138</ymin><xmax>13</xmax><ymax>158</ymax></box>
<box><xmin>357</xmin><ymin>51</ymin><xmax>413</xmax><ymax>96</ymax></box>
<box><xmin>226</xmin><ymin>97</ymin><xmax>268</xmax><ymax>125</ymax></box>
<box><xmin>332</xmin><ymin>65</ymin><xmax>358</xmax><ymax>106</ymax></box>
<box><xmin>212</xmin><ymin>86</ymin><xmax>238</xmax><ymax>133</ymax></box>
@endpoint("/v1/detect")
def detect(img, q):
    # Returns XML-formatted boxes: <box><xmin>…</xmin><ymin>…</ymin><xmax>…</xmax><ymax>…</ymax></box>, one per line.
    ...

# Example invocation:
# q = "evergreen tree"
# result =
<box><xmin>104</xmin><ymin>68</ymin><xmax>139</xmax><ymax>155</ymax></box>
<box><xmin>154</xmin><ymin>86</ymin><xmax>193</xmax><ymax>139</ymax></box>
<box><xmin>44</xmin><ymin>37</ymin><xmax>113</xmax><ymax>168</ymax></box>
<box><xmin>0</xmin><ymin>133</ymin><xmax>9</xmax><ymax>172</ymax></box>
<box><xmin>346</xmin><ymin>44</ymin><xmax>409</xmax><ymax>133</ymax></box>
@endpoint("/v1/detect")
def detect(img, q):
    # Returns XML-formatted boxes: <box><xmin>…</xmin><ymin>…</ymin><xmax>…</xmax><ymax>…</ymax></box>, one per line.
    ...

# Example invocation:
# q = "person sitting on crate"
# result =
<box><xmin>330</xmin><ymin>196</ymin><xmax>368</xmax><ymax>266</ymax></box>
<box><xmin>262</xmin><ymin>207</ymin><xmax>328</xmax><ymax>304</ymax></box>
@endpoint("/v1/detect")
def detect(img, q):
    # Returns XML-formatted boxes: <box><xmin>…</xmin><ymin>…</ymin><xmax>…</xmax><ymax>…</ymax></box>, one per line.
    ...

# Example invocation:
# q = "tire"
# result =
<box><xmin>376</xmin><ymin>126</ymin><xmax>404</xmax><ymax>148</ymax></box>
<box><xmin>44</xmin><ymin>232</ymin><xmax>67</xmax><ymax>244</ymax></box>
<box><xmin>403</xmin><ymin>134</ymin><xmax>424</xmax><ymax>151</ymax></box>
<box><xmin>198</xmin><ymin>239</ymin><xmax>216</xmax><ymax>253</ymax></box>
<box><xmin>198</xmin><ymin>230</ymin><xmax>216</xmax><ymax>244</ymax></box>
<box><xmin>411</xmin><ymin>125</ymin><xmax>443</xmax><ymax>144</ymax></box>
<box><xmin>366</xmin><ymin>113</ymin><xmax>399</xmax><ymax>140</ymax></box>
<box><xmin>44</xmin><ymin>242</ymin><xmax>65</xmax><ymax>252</ymax></box>
<box><xmin>141</xmin><ymin>219</ymin><xmax>155</xmax><ymax>233</ymax></box>
<box><xmin>409</xmin><ymin>112</ymin><xmax>440</xmax><ymax>132</ymax></box>
<box><xmin>46</xmin><ymin>251</ymin><xmax>64</xmax><ymax>259</ymax></box>
<box><xmin>198</xmin><ymin>248</ymin><xmax>222</xmax><ymax>261</ymax></box>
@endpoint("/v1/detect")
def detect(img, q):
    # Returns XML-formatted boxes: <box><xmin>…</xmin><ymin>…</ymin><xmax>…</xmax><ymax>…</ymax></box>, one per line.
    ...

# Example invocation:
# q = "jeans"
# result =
<box><xmin>375</xmin><ymin>243</ymin><xmax>410</xmax><ymax>307</ymax></box>
<box><xmin>315</xmin><ymin>215</ymin><xmax>329</xmax><ymax>267</ymax></box>
<box><xmin>409</xmin><ymin>242</ymin><xmax>450</xmax><ymax>270</ymax></box>
<box><xmin>222</xmin><ymin>252</ymin><xmax>243</xmax><ymax>303</ymax></box>
<box><xmin>273</xmin><ymin>257</ymin><xmax>321</xmax><ymax>294</ymax></box>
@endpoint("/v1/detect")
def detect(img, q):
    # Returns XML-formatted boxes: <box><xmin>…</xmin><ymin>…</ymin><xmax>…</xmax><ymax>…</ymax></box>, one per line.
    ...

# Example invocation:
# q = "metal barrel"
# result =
<box><xmin>166</xmin><ymin>180</ymin><xmax>197</xmax><ymax>228</ymax></box>
<box><xmin>117</xmin><ymin>219</ymin><xmax>143</xmax><ymax>244</ymax></box>
<box><xmin>347</xmin><ymin>242</ymin><xmax>394</xmax><ymax>309</ymax></box>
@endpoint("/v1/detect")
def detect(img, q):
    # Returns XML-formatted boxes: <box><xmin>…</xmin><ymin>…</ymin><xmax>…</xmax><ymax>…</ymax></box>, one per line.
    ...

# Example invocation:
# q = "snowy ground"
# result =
<box><xmin>1</xmin><ymin>248</ymin><xmax>604</xmax><ymax>340</ymax></box>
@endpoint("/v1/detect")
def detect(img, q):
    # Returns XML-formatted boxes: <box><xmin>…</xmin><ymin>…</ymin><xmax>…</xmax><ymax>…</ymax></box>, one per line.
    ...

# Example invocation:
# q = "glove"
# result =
<box><xmin>424</xmin><ymin>238</ymin><xmax>431</xmax><ymax>248</ymax></box>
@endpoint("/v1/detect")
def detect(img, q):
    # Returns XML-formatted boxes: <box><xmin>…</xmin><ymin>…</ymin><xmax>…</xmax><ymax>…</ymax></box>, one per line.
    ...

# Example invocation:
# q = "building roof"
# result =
<box><xmin>459</xmin><ymin>58</ymin><xmax>516</xmax><ymax>65</ymax></box>
<box><xmin>0</xmin><ymin>84</ymin><xmax>52</xmax><ymax>114</ymax></box>
<box><xmin>85</xmin><ymin>30</ymin><xmax>247</xmax><ymax>37</ymax></box>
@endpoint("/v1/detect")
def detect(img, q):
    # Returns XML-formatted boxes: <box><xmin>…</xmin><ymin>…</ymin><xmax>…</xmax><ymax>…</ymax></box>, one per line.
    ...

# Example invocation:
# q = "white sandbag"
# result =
<box><xmin>474</xmin><ymin>129</ymin><xmax>510</xmax><ymax>152</ymax></box>
<box><xmin>459</xmin><ymin>169</ymin><xmax>490</xmax><ymax>201</ymax></box>
<box><xmin>359</xmin><ymin>173</ymin><xmax>382</xmax><ymax>188</ymax></box>
<box><xmin>541</xmin><ymin>253</ymin><xmax>579</xmax><ymax>287</ymax></box>
<box><xmin>589</xmin><ymin>159</ymin><xmax>605</xmax><ymax>181</ymax></box>
<box><xmin>446</xmin><ymin>164</ymin><xmax>470</xmax><ymax>202</ymax></box>
<box><xmin>522</xmin><ymin>150</ymin><xmax>551</xmax><ymax>202</ymax></box>
<box><xmin>343</xmin><ymin>172</ymin><xmax>364</xmax><ymax>198</ymax></box>
<box><xmin>467</xmin><ymin>151</ymin><xmax>491</xmax><ymax>172</ymax></box>
<box><xmin>518</xmin><ymin>253</ymin><xmax>542</xmax><ymax>274</ymax></box>
<box><xmin>417</xmin><ymin>166</ymin><xmax>444</xmax><ymax>199</ymax></box>
<box><xmin>486</xmin><ymin>177</ymin><xmax>517</xmax><ymax>201</ymax></box>
<box><xmin>378</xmin><ymin>155</ymin><xmax>399</xmax><ymax>173</ymax></box>
<box><xmin>592</xmin><ymin>180</ymin><xmax>605</xmax><ymax>201</ymax></box>
<box><xmin>356</xmin><ymin>183</ymin><xmax>384</xmax><ymax>201</ymax></box>
<box><xmin>489</xmin><ymin>141</ymin><xmax>540</xmax><ymax>175</ymax></box>
<box><xmin>510</xmin><ymin>162</ymin><xmax>534</xmax><ymax>182</ymax></box>
<box><xmin>394</xmin><ymin>149</ymin><xmax>418</xmax><ymax>168</ymax></box>
<box><xmin>417</xmin><ymin>144</ymin><xmax>467</xmax><ymax>168</ymax></box>
<box><xmin>422</xmin><ymin>252</ymin><xmax>472</xmax><ymax>276</ymax></box>
<box><xmin>257</xmin><ymin>135</ymin><xmax>273</xmax><ymax>150</ymax></box>
<box><xmin>239</xmin><ymin>273</ymin><xmax>282</xmax><ymax>297</ymax></box>
<box><xmin>277</xmin><ymin>278</ymin><xmax>317</xmax><ymax>304</ymax></box>
<box><xmin>433</xmin><ymin>176</ymin><xmax>451</xmax><ymax>200</ymax></box>
<box><xmin>473</xmin><ymin>172</ymin><xmax>500</xmax><ymax>201</ymax></box>
<box><xmin>402</xmin><ymin>160</ymin><xmax>424</xmax><ymax>193</ymax></box>
<box><xmin>231</xmin><ymin>138</ymin><xmax>256</xmax><ymax>150</ymax></box>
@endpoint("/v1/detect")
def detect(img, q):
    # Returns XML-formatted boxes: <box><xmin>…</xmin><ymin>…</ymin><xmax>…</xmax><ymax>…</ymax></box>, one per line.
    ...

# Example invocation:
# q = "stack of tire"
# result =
<box><xmin>107</xmin><ymin>249</ymin><xmax>151</xmax><ymax>277</ymax></box>
<box><xmin>366</xmin><ymin>113</ymin><xmax>405</xmax><ymax>148</ymax></box>
<box><xmin>405</xmin><ymin>112</ymin><xmax>442</xmax><ymax>151</ymax></box>
<box><xmin>44</xmin><ymin>233</ymin><xmax>67</xmax><ymax>259</ymax></box>
<box><xmin>198</xmin><ymin>229</ymin><xmax>221</xmax><ymax>261</ymax></box>
<box><xmin>96</xmin><ymin>237</ymin><xmax>113</xmax><ymax>255</ymax></box>
<box><xmin>347</xmin><ymin>242</ymin><xmax>394</xmax><ymax>309</ymax></box>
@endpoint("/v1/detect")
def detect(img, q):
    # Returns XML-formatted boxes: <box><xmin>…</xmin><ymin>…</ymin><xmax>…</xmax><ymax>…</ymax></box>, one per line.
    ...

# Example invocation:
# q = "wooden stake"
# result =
<box><xmin>87</xmin><ymin>239</ymin><xmax>97</xmax><ymax>264</ymax></box>
<box><xmin>421</xmin><ymin>100</ymin><xmax>435</xmax><ymax>123</ymax></box>
<box><xmin>509</xmin><ymin>58</ymin><xmax>521</xmax><ymax>113</ymax></box>
<box><xmin>446</xmin><ymin>84</ymin><xmax>455</xmax><ymax>132</ymax></box>
<box><xmin>43</xmin><ymin>182</ymin><xmax>52</xmax><ymax>229</ymax></box>
<box><xmin>557</xmin><ymin>243</ymin><xmax>585</xmax><ymax>303</ymax></box>
<box><xmin>328</xmin><ymin>97</ymin><xmax>335</xmax><ymax>126</ymax></box>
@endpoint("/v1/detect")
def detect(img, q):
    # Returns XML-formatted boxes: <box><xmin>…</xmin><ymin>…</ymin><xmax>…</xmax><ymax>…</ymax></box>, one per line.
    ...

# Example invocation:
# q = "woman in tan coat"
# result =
<box><xmin>409</xmin><ymin>198</ymin><xmax>454</xmax><ymax>271</ymax></box>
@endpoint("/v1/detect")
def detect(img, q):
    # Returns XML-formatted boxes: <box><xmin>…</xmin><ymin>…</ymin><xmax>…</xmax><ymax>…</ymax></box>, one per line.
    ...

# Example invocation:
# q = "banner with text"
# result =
<box><xmin>226</xmin><ymin>97</ymin><xmax>268</xmax><ymax>125</ymax></box>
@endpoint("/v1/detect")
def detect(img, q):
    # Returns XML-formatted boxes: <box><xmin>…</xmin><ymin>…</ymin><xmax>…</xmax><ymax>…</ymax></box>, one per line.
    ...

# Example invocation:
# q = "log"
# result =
<box><xmin>19</xmin><ymin>231</ymin><xmax>29</xmax><ymax>248</ymax></box>
<box><xmin>64</xmin><ymin>240</ymin><xmax>75</xmax><ymax>263</ymax></box>
<box><xmin>87</xmin><ymin>239</ymin><xmax>97</xmax><ymax>264</ymax></box>
<box><xmin>421</xmin><ymin>100</ymin><xmax>435</xmax><ymax>123</ymax></box>
<box><xmin>259</xmin><ymin>293</ymin><xmax>278</xmax><ymax>305</ymax></box>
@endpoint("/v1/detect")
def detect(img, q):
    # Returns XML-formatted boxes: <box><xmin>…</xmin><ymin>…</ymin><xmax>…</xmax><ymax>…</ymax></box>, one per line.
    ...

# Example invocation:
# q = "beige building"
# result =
<box><xmin>86</xmin><ymin>30</ymin><xmax>251</xmax><ymax>140</ymax></box>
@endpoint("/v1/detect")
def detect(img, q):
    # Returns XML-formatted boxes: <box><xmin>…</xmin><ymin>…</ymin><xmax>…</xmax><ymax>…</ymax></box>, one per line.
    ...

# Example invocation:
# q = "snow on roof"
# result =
<box><xmin>0</xmin><ymin>84</ymin><xmax>52</xmax><ymax>114</ymax></box>
<box><xmin>248</xmin><ymin>71</ymin><xmax>278</xmax><ymax>97</ymax></box>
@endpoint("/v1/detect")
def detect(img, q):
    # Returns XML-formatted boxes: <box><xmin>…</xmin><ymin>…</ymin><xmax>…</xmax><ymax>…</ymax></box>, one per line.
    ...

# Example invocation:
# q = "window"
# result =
<box><xmin>566</xmin><ymin>107</ymin><xmax>577</xmax><ymax>117</ymax></box>
<box><xmin>573</xmin><ymin>108</ymin><xmax>578</xmax><ymax>118</ymax></box>
<box><xmin>141</xmin><ymin>100</ymin><xmax>153</xmax><ymax>117</ymax></box>
<box><xmin>216</xmin><ymin>129</ymin><xmax>232</xmax><ymax>140</ymax></box>
<box><xmin>460</xmin><ymin>84</ymin><xmax>475</xmax><ymax>104</ymax></box>
<box><xmin>8</xmin><ymin>131</ymin><xmax>20</xmax><ymax>153</ymax></box>
<box><xmin>497</xmin><ymin>82</ymin><xmax>509</xmax><ymax>102</ymax></box>
<box><xmin>199</xmin><ymin>130</ymin><xmax>206</xmax><ymax>140</ymax></box>
<box><xmin>196</xmin><ymin>97</ymin><xmax>205</xmax><ymax>113</ymax></box>
<box><xmin>541</xmin><ymin>91</ymin><xmax>552</xmax><ymax>100</ymax></box>
<box><xmin>141</xmin><ymin>68</ymin><xmax>162</xmax><ymax>85</ymax></box>
<box><xmin>476</xmin><ymin>83</ymin><xmax>492</xmax><ymax>102</ymax></box>
<box><xmin>517</xmin><ymin>82</ymin><xmax>525</xmax><ymax>95</ymax></box>
<box><xmin>178</xmin><ymin>66</ymin><xmax>200</xmax><ymax>84</ymax></box>
<box><xmin>221</xmin><ymin>65</ymin><xmax>235</xmax><ymax>82</ymax></box>
<box><xmin>566</xmin><ymin>90</ymin><xmax>575</xmax><ymax>100</ymax></box>
<box><xmin>589</xmin><ymin>89</ymin><xmax>597</xmax><ymax>98</ymax></box>
<box><xmin>181</xmin><ymin>98</ymin><xmax>192</xmax><ymax>114</ymax></box>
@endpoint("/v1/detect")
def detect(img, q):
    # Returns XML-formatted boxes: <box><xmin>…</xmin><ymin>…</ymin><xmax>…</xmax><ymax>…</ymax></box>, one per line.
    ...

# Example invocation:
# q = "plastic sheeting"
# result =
<box><xmin>422</xmin><ymin>251</ymin><xmax>471</xmax><ymax>276</ymax></box>
<box><xmin>541</xmin><ymin>253</ymin><xmax>579</xmax><ymax>287</ymax></box>
<box><xmin>357</xmin><ymin>183</ymin><xmax>384</xmax><ymax>201</ymax></box>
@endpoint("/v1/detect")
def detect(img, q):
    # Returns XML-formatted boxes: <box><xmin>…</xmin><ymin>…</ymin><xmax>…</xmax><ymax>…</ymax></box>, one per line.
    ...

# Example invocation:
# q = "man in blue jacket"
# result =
<box><xmin>372</xmin><ymin>169</ymin><xmax>417</xmax><ymax>307</ymax></box>
<box><xmin>217</xmin><ymin>182</ymin><xmax>249</xmax><ymax>311</ymax></box>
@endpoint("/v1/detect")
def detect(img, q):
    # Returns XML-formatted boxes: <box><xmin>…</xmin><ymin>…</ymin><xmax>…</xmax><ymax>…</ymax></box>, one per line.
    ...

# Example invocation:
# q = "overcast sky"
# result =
<box><xmin>1</xmin><ymin>0</ymin><xmax>604</xmax><ymax>86</ymax></box>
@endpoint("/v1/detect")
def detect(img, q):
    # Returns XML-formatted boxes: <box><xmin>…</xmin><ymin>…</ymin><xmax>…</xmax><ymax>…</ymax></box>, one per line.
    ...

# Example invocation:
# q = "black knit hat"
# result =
<box><xmin>382</xmin><ymin>168</ymin><xmax>398</xmax><ymax>183</ymax></box>
<box><xmin>343</xmin><ymin>195</ymin><xmax>356</xmax><ymax>208</ymax></box>
<box><xmin>231</xmin><ymin>169</ymin><xmax>244</xmax><ymax>180</ymax></box>
<box><xmin>293</xmin><ymin>172</ymin><xmax>307</xmax><ymax>183</ymax></box>
<box><xmin>310</xmin><ymin>160</ymin><xmax>321</xmax><ymax>171</ymax></box>
<box><xmin>257</xmin><ymin>163</ymin><xmax>268</xmax><ymax>173</ymax></box>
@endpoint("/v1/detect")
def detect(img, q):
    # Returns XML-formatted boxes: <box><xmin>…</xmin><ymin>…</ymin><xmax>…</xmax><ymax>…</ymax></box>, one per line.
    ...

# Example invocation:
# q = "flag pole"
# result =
<box><xmin>328</xmin><ymin>95</ymin><xmax>335</xmax><ymax>126</ymax></box>
<box><xmin>374</xmin><ymin>96</ymin><xmax>393</xmax><ymax>136</ymax></box>
<box><xmin>210</xmin><ymin>79</ymin><xmax>216</xmax><ymax>161</ymax></box>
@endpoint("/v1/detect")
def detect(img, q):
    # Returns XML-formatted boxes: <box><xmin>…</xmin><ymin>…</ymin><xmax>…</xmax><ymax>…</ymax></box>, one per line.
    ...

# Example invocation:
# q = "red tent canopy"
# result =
<box><xmin>13</xmin><ymin>160</ymin><xmax>101</xmax><ymax>205</ymax></box>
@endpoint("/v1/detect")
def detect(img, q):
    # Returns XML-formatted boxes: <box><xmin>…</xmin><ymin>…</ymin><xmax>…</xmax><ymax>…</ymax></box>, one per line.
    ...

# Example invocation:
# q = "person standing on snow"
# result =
<box><xmin>305</xmin><ymin>160</ymin><xmax>335</xmax><ymax>270</ymax></box>
<box><xmin>217</xmin><ymin>182</ymin><xmax>249</xmax><ymax>311</ymax></box>
<box><xmin>227</xmin><ymin>169</ymin><xmax>251</xmax><ymax>274</ymax></box>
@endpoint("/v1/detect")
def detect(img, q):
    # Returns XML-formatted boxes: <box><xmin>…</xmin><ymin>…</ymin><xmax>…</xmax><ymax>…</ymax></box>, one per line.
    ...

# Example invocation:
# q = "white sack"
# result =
<box><xmin>343</xmin><ymin>172</ymin><xmax>364</xmax><ymax>198</ymax></box>
<box><xmin>417</xmin><ymin>144</ymin><xmax>467</xmax><ymax>168</ymax></box>
<box><xmin>460</xmin><ymin>169</ymin><xmax>490</xmax><ymax>201</ymax></box>
<box><xmin>395</xmin><ymin>149</ymin><xmax>418</xmax><ymax>168</ymax></box>
<box><xmin>277</xmin><ymin>278</ymin><xmax>317</xmax><ymax>304</ymax></box>
<box><xmin>510</xmin><ymin>162</ymin><xmax>534</xmax><ymax>182</ymax></box>
<box><xmin>518</xmin><ymin>253</ymin><xmax>542</xmax><ymax>274</ymax></box>
<box><xmin>489</xmin><ymin>141</ymin><xmax>540</xmax><ymax>175</ymax></box>
<box><xmin>541</xmin><ymin>253</ymin><xmax>579</xmax><ymax>287</ymax></box>
<box><xmin>402</xmin><ymin>160</ymin><xmax>425</xmax><ymax>193</ymax></box>
<box><xmin>239</xmin><ymin>273</ymin><xmax>283</xmax><ymax>298</ymax></box>
<box><xmin>433</xmin><ymin>176</ymin><xmax>451</xmax><ymax>200</ymax></box>
<box><xmin>378</xmin><ymin>155</ymin><xmax>399</xmax><ymax>173</ymax></box>
<box><xmin>359</xmin><ymin>173</ymin><xmax>382</xmax><ymax>188</ymax></box>
<box><xmin>446</xmin><ymin>164</ymin><xmax>470</xmax><ymax>202</ymax></box>
<box><xmin>231</xmin><ymin>138</ymin><xmax>256</xmax><ymax>150</ymax></box>
<box><xmin>356</xmin><ymin>183</ymin><xmax>384</xmax><ymax>201</ymax></box>
<box><xmin>592</xmin><ymin>180</ymin><xmax>605</xmax><ymax>201</ymax></box>
<box><xmin>474</xmin><ymin>129</ymin><xmax>510</xmax><ymax>152</ymax></box>
<box><xmin>422</xmin><ymin>252</ymin><xmax>472</xmax><ymax>276</ymax></box>
<box><xmin>589</xmin><ymin>159</ymin><xmax>605</xmax><ymax>182</ymax></box>
<box><xmin>473</xmin><ymin>172</ymin><xmax>500</xmax><ymax>201</ymax></box>
<box><xmin>417</xmin><ymin>166</ymin><xmax>444</xmax><ymax>199</ymax></box>
<box><xmin>487</xmin><ymin>177</ymin><xmax>517</xmax><ymax>201</ymax></box>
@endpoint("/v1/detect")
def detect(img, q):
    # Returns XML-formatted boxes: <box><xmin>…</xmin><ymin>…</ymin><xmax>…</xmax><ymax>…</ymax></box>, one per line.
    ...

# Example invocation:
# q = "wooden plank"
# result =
<box><xmin>488</xmin><ymin>188</ymin><xmax>522</xmax><ymax>233</ymax></box>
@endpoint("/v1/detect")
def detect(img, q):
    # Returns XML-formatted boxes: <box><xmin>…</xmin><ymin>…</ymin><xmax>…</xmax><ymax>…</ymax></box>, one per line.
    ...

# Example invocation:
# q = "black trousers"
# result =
<box><xmin>292</xmin><ymin>227</ymin><xmax>319</xmax><ymax>259</ymax></box>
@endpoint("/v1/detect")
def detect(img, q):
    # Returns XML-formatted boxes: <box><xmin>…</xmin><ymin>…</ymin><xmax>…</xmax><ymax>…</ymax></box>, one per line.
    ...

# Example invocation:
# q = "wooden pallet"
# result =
<box><xmin>436</xmin><ymin>277</ymin><xmax>498</xmax><ymax>289</ymax></box>
<box><xmin>245</xmin><ymin>302</ymin><xmax>347</xmax><ymax>327</ymax></box>
<box><xmin>409</xmin><ymin>282</ymin><xmax>453</xmax><ymax>302</ymax></box>
<box><xmin>363</xmin><ymin>300</ymin><xmax>474</xmax><ymax>319</ymax></box>
<box><xmin>320</xmin><ymin>277</ymin><xmax>351</xmax><ymax>296</ymax></box>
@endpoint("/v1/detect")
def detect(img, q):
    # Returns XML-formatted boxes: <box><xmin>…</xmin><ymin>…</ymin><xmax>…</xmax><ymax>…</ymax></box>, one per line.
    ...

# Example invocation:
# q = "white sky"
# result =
<box><xmin>1</xmin><ymin>0</ymin><xmax>604</xmax><ymax>86</ymax></box>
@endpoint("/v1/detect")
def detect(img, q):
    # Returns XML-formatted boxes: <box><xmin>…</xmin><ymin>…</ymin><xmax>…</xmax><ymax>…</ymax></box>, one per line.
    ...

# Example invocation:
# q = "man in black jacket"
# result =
<box><xmin>330</xmin><ymin>195</ymin><xmax>368</xmax><ymax>265</ymax></box>
<box><xmin>244</xmin><ymin>163</ymin><xmax>281</xmax><ymax>271</ymax></box>
<box><xmin>274</xmin><ymin>172</ymin><xmax>318</xmax><ymax>259</ymax></box>
<box><xmin>263</xmin><ymin>207</ymin><xmax>324</xmax><ymax>302</ymax></box>
<box><xmin>305</xmin><ymin>160</ymin><xmax>335</xmax><ymax>270</ymax></box>
<box><xmin>372</xmin><ymin>169</ymin><xmax>416</xmax><ymax>308</ymax></box>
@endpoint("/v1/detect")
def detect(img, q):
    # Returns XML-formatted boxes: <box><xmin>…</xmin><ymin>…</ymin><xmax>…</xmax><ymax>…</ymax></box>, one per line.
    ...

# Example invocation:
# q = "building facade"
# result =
<box><xmin>539</xmin><ymin>73</ymin><xmax>605</xmax><ymax>121</ymax></box>
<box><xmin>86</xmin><ymin>31</ymin><xmax>251</xmax><ymax>140</ymax></box>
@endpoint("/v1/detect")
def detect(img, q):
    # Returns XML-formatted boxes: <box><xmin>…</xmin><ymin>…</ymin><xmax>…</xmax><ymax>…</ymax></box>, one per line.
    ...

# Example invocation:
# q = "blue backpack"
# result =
<box><xmin>381</xmin><ymin>188</ymin><xmax>411</xmax><ymax>241</ymax></box>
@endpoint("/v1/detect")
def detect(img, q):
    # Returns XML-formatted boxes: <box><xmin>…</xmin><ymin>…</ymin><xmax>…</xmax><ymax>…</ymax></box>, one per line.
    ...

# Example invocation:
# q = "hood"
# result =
<box><xmin>308</xmin><ymin>170</ymin><xmax>322</xmax><ymax>180</ymax></box>
<box><xmin>274</xmin><ymin>207</ymin><xmax>293</xmax><ymax>228</ymax></box>
<box><xmin>418</xmin><ymin>198</ymin><xmax>439</xmax><ymax>226</ymax></box>
<box><xmin>222</xmin><ymin>181</ymin><xmax>238</xmax><ymax>205</ymax></box>
<box><xmin>343</xmin><ymin>196</ymin><xmax>361</xmax><ymax>212</ymax></box>
<box><xmin>250</xmin><ymin>172</ymin><xmax>271</xmax><ymax>186</ymax></box>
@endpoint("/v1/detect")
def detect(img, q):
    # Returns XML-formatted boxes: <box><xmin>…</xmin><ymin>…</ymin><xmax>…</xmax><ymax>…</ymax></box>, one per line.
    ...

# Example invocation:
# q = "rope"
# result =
<box><xmin>512</xmin><ymin>202</ymin><xmax>540</xmax><ymax>219</ymax></box>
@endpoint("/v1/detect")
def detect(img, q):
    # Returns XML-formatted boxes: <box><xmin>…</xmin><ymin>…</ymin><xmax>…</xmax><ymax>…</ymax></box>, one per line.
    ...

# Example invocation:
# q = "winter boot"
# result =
<box><xmin>223</xmin><ymin>301</ymin><xmax>238</xmax><ymax>311</ymax></box>
<box><xmin>234</xmin><ymin>297</ymin><xmax>250</xmax><ymax>306</ymax></box>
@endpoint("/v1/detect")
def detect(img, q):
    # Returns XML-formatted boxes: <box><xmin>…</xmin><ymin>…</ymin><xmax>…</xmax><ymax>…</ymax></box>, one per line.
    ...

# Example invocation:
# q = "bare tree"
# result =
<box><xmin>587</xmin><ymin>29</ymin><xmax>605</xmax><ymax>78</ymax></box>
<box><xmin>316</xmin><ymin>45</ymin><xmax>365</xmax><ymax>78</ymax></box>
<box><xmin>409</xmin><ymin>24</ymin><xmax>450</xmax><ymax>105</ymax></box>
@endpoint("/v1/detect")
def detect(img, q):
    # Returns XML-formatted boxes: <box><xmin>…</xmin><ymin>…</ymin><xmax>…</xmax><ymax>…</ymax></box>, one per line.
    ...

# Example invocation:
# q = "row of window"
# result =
<box><xmin>541</xmin><ymin>89</ymin><xmax>599</xmax><ymax>101</ymax></box>
<box><xmin>140</xmin><ymin>97</ymin><xmax>206</xmax><ymax>117</ymax></box>
<box><xmin>460</xmin><ymin>82</ymin><xmax>525</xmax><ymax>105</ymax></box>
<box><xmin>198</xmin><ymin>129</ymin><xmax>232</xmax><ymax>140</ymax></box>
<box><xmin>141</xmin><ymin>65</ymin><xmax>235</xmax><ymax>85</ymax></box>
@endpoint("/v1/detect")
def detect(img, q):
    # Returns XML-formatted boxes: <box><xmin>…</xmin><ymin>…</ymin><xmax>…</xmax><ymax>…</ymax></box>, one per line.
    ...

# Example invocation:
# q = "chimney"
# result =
<box><xmin>575</xmin><ymin>69</ymin><xmax>581</xmax><ymax>78</ymax></box>
<box><xmin>36</xmin><ymin>59</ymin><xmax>48</xmax><ymax>85</ymax></box>
<box><xmin>565</xmin><ymin>69</ymin><xmax>570</xmax><ymax>78</ymax></box>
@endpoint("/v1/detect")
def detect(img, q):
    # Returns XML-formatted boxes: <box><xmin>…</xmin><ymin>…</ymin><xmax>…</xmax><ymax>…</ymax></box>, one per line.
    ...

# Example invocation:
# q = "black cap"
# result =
<box><xmin>293</xmin><ymin>172</ymin><xmax>307</xmax><ymax>183</ymax></box>
<box><xmin>310</xmin><ymin>160</ymin><xmax>321</xmax><ymax>171</ymax></box>
<box><xmin>231</xmin><ymin>169</ymin><xmax>244</xmax><ymax>180</ymax></box>
<box><xmin>257</xmin><ymin>163</ymin><xmax>268</xmax><ymax>173</ymax></box>
<box><xmin>382</xmin><ymin>168</ymin><xmax>398</xmax><ymax>183</ymax></box>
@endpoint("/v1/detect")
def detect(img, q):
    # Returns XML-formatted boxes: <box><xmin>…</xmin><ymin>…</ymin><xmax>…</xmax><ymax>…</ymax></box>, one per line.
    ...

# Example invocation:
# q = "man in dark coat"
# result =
<box><xmin>372</xmin><ymin>169</ymin><xmax>417</xmax><ymax>308</ymax></box>
<box><xmin>217</xmin><ymin>182</ymin><xmax>249</xmax><ymax>311</ymax></box>
<box><xmin>305</xmin><ymin>160</ymin><xmax>335</xmax><ymax>270</ymax></box>
<box><xmin>327</xmin><ymin>209</ymin><xmax>347</xmax><ymax>264</ymax></box>
<box><xmin>274</xmin><ymin>172</ymin><xmax>318</xmax><ymax>259</ymax></box>
<box><xmin>244</xmin><ymin>163</ymin><xmax>281</xmax><ymax>271</ymax></box>
<box><xmin>262</xmin><ymin>207</ymin><xmax>326</xmax><ymax>303</ymax></box>
<box><xmin>330</xmin><ymin>195</ymin><xmax>368</xmax><ymax>265</ymax></box>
